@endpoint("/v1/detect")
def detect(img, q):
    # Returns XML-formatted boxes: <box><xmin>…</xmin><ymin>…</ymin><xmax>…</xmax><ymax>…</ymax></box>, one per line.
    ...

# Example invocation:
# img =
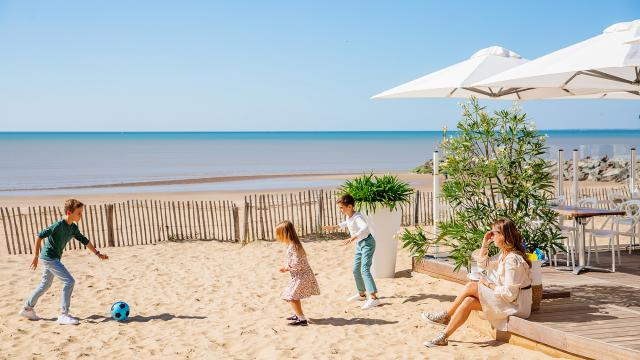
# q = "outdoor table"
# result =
<box><xmin>552</xmin><ymin>205</ymin><xmax>625</xmax><ymax>275</ymax></box>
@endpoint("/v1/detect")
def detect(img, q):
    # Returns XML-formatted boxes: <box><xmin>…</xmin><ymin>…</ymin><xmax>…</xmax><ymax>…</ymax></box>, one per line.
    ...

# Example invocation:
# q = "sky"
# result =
<box><xmin>0</xmin><ymin>0</ymin><xmax>638</xmax><ymax>131</ymax></box>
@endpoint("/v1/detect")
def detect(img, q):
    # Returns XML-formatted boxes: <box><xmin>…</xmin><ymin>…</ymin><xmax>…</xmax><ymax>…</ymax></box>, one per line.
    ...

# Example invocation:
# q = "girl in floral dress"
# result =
<box><xmin>277</xmin><ymin>220</ymin><xmax>320</xmax><ymax>326</ymax></box>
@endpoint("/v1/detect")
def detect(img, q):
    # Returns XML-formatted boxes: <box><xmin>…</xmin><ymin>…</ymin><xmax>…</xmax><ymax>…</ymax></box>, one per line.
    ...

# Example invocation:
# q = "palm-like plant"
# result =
<box><xmin>339</xmin><ymin>173</ymin><xmax>413</xmax><ymax>214</ymax></box>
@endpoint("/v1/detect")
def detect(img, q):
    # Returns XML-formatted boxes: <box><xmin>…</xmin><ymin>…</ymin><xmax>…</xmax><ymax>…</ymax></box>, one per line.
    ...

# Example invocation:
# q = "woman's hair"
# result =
<box><xmin>275</xmin><ymin>220</ymin><xmax>306</xmax><ymax>256</ymax></box>
<box><xmin>493</xmin><ymin>218</ymin><xmax>531</xmax><ymax>268</ymax></box>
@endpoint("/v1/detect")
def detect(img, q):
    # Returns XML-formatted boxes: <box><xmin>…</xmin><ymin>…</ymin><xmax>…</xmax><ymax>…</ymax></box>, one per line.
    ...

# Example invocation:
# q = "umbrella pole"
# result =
<box><xmin>573</xmin><ymin>149</ymin><xmax>579</xmax><ymax>204</ymax></box>
<box><xmin>631</xmin><ymin>148</ymin><xmax>637</xmax><ymax>196</ymax></box>
<box><xmin>558</xmin><ymin>149</ymin><xmax>564</xmax><ymax>201</ymax></box>
<box><xmin>433</xmin><ymin>151</ymin><xmax>440</xmax><ymax>258</ymax></box>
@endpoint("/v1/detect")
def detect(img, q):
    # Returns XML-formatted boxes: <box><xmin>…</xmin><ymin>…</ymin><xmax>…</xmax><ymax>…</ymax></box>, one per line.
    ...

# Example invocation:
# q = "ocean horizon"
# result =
<box><xmin>2</xmin><ymin>130</ymin><xmax>639</xmax><ymax>194</ymax></box>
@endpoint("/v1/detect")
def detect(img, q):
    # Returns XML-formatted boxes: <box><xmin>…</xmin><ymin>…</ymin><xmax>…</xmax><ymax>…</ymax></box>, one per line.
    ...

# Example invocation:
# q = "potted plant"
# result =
<box><xmin>339</xmin><ymin>173</ymin><xmax>413</xmax><ymax>278</ymax></box>
<box><xmin>400</xmin><ymin>98</ymin><xmax>563</xmax><ymax>308</ymax></box>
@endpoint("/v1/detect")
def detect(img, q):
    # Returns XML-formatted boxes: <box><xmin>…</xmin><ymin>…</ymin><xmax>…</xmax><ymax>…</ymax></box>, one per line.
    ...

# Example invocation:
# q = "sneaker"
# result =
<box><xmin>19</xmin><ymin>308</ymin><xmax>40</xmax><ymax>321</ymax></box>
<box><xmin>286</xmin><ymin>314</ymin><xmax>299</xmax><ymax>321</ymax></box>
<box><xmin>421</xmin><ymin>310</ymin><xmax>449</xmax><ymax>326</ymax></box>
<box><xmin>424</xmin><ymin>331</ymin><xmax>448</xmax><ymax>347</ymax></box>
<box><xmin>361</xmin><ymin>298</ymin><xmax>381</xmax><ymax>310</ymax></box>
<box><xmin>287</xmin><ymin>319</ymin><xmax>308</xmax><ymax>326</ymax></box>
<box><xmin>57</xmin><ymin>313</ymin><xmax>80</xmax><ymax>325</ymax></box>
<box><xmin>346</xmin><ymin>293</ymin><xmax>367</xmax><ymax>302</ymax></box>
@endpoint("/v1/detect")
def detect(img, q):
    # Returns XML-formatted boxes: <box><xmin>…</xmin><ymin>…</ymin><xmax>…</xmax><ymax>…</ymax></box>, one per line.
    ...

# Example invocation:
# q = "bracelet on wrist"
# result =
<box><xmin>95</xmin><ymin>250</ymin><xmax>101</xmax><ymax>256</ymax></box>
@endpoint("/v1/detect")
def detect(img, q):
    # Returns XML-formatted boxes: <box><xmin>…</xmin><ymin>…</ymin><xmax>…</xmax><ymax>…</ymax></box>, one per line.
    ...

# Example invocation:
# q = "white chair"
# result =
<box><xmin>578</xmin><ymin>198</ymin><xmax>606</xmax><ymax>265</ymax></box>
<box><xmin>616</xmin><ymin>200</ymin><xmax>640</xmax><ymax>253</ymax></box>
<box><xmin>554</xmin><ymin>197</ymin><xmax>600</xmax><ymax>267</ymax></box>
<box><xmin>584</xmin><ymin>200</ymin><xmax>639</xmax><ymax>272</ymax></box>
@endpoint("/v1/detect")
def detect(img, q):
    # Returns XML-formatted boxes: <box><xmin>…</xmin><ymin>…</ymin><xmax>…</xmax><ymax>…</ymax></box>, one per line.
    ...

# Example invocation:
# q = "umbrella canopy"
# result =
<box><xmin>372</xmin><ymin>46</ymin><xmax>532</xmax><ymax>100</ymax></box>
<box><xmin>372</xmin><ymin>46</ymin><xmax>602</xmax><ymax>100</ymax></box>
<box><xmin>477</xmin><ymin>20</ymin><xmax>640</xmax><ymax>97</ymax></box>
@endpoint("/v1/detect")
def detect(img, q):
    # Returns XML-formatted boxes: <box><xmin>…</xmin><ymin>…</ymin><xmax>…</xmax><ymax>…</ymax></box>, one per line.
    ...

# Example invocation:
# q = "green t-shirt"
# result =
<box><xmin>38</xmin><ymin>219</ymin><xmax>90</xmax><ymax>260</ymax></box>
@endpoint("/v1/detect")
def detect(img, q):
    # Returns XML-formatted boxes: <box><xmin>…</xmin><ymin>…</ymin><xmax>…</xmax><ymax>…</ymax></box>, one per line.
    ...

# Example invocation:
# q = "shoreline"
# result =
<box><xmin>0</xmin><ymin>172</ymin><xmax>352</xmax><ymax>192</ymax></box>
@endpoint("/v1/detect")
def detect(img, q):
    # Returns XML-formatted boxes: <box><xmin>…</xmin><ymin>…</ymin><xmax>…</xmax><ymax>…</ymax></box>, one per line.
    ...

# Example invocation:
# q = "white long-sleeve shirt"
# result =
<box><xmin>339</xmin><ymin>211</ymin><xmax>370</xmax><ymax>242</ymax></box>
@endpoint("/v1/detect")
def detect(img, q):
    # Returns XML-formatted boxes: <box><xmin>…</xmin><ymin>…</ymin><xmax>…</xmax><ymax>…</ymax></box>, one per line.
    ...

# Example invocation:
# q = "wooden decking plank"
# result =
<box><xmin>529</xmin><ymin>308</ymin><xmax>614</xmax><ymax>320</ymax></box>
<box><xmin>530</xmin><ymin>313</ymin><xmax>631</xmax><ymax>324</ymax></box>
<box><xmin>607</xmin><ymin>338</ymin><xmax>640</xmax><ymax>345</ymax></box>
<box><xmin>548</xmin><ymin>317</ymin><xmax>640</xmax><ymax>330</ymax></box>
<box><xmin>575</xmin><ymin>327</ymin><xmax>640</xmax><ymax>337</ymax></box>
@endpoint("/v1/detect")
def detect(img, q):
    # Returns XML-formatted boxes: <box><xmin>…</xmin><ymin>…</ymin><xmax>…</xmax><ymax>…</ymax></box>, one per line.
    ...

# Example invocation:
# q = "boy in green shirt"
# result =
<box><xmin>19</xmin><ymin>199</ymin><xmax>109</xmax><ymax>325</ymax></box>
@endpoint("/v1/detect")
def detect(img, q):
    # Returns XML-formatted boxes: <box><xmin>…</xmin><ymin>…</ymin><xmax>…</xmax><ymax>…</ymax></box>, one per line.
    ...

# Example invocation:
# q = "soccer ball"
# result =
<box><xmin>111</xmin><ymin>301</ymin><xmax>130</xmax><ymax>321</ymax></box>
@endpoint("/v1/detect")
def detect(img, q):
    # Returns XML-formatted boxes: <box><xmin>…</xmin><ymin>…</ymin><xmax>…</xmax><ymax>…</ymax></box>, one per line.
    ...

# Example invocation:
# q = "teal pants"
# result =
<box><xmin>353</xmin><ymin>234</ymin><xmax>378</xmax><ymax>294</ymax></box>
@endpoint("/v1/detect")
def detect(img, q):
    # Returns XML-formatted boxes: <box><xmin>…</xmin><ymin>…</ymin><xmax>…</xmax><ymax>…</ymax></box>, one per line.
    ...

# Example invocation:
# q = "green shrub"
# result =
<box><xmin>401</xmin><ymin>98</ymin><xmax>564</xmax><ymax>271</ymax></box>
<box><xmin>339</xmin><ymin>173</ymin><xmax>413</xmax><ymax>214</ymax></box>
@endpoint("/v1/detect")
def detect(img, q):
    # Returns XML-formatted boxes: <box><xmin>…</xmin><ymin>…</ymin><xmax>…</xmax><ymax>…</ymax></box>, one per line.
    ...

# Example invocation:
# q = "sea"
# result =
<box><xmin>1</xmin><ymin>131</ymin><xmax>638</xmax><ymax>195</ymax></box>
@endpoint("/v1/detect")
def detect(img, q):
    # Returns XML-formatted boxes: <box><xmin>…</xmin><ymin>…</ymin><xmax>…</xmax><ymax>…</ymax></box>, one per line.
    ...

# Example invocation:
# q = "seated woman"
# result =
<box><xmin>421</xmin><ymin>218</ymin><xmax>533</xmax><ymax>347</ymax></box>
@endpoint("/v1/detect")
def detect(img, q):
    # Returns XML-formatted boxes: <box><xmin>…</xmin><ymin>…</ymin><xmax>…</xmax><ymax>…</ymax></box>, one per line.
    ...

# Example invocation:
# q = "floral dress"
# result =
<box><xmin>472</xmin><ymin>250</ymin><xmax>533</xmax><ymax>331</ymax></box>
<box><xmin>281</xmin><ymin>245</ymin><xmax>320</xmax><ymax>301</ymax></box>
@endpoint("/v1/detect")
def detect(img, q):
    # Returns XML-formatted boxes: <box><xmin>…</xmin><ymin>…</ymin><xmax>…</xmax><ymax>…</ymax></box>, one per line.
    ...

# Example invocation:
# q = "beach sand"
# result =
<box><xmin>0</xmin><ymin>173</ymin><xmax>622</xmax><ymax>359</ymax></box>
<box><xmin>0</xmin><ymin>239</ymin><xmax>559</xmax><ymax>360</ymax></box>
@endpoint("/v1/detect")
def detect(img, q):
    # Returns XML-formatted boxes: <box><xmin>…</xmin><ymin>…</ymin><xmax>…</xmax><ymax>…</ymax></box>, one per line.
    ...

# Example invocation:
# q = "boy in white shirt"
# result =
<box><xmin>324</xmin><ymin>194</ymin><xmax>380</xmax><ymax>309</ymax></box>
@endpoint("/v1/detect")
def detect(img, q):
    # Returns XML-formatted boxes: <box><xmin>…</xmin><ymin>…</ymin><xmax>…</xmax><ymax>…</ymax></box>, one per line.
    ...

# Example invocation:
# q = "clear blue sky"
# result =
<box><xmin>0</xmin><ymin>0</ymin><xmax>638</xmax><ymax>131</ymax></box>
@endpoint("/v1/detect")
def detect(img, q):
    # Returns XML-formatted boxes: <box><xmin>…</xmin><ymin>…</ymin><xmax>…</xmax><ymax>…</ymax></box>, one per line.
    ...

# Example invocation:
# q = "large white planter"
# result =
<box><xmin>364</xmin><ymin>207</ymin><xmax>402</xmax><ymax>278</ymax></box>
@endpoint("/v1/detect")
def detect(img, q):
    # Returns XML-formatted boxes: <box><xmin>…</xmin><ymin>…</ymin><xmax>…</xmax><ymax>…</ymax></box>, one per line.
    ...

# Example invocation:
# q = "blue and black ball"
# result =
<box><xmin>111</xmin><ymin>301</ymin><xmax>130</xmax><ymax>321</ymax></box>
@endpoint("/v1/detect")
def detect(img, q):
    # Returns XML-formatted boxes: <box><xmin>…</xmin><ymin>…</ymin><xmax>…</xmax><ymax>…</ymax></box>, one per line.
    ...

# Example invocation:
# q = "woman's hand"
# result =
<box><xmin>322</xmin><ymin>225</ymin><xmax>337</xmax><ymax>231</ymax></box>
<box><xmin>482</xmin><ymin>231</ymin><xmax>494</xmax><ymax>246</ymax></box>
<box><xmin>479</xmin><ymin>277</ymin><xmax>494</xmax><ymax>289</ymax></box>
<box><xmin>279</xmin><ymin>267</ymin><xmax>289</xmax><ymax>273</ymax></box>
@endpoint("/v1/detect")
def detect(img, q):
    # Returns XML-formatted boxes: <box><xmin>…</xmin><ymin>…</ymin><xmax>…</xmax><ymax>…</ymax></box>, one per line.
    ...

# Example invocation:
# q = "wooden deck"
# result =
<box><xmin>506</xmin><ymin>250</ymin><xmax>640</xmax><ymax>360</ymax></box>
<box><xmin>413</xmin><ymin>249</ymin><xmax>640</xmax><ymax>359</ymax></box>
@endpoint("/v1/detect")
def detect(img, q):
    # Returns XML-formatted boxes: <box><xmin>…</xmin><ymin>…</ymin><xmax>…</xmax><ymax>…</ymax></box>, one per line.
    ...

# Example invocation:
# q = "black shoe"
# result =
<box><xmin>286</xmin><ymin>315</ymin><xmax>298</xmax><ymax>321</ymax></box>
<box><xmin>288</xmin><ymin>319</ymin><xmax>308</xmax><ymax>326</ymax></box>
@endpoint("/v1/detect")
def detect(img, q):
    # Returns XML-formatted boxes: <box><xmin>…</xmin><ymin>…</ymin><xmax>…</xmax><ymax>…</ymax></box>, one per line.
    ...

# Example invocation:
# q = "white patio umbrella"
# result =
<box><xmin>372</xmin><ymin>46</ymin><xmax>535</xmax><ymax>100</ymax></box>
<box><xmin>476</xmin><ymin>20</ymin><xmax>640</xmax><ymax>97</ymax></box>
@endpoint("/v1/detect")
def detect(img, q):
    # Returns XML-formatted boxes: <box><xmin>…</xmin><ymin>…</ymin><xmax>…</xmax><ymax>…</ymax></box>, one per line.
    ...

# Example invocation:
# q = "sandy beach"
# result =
<box><xmin>0</xmin><ymin>238</ymin><xmax>559</xmax><ymax>360</ymax></box>
<box><xmin>0</xmin><ymin>173</ymin><xmax>628</xmax><ymax>359</ymax></box>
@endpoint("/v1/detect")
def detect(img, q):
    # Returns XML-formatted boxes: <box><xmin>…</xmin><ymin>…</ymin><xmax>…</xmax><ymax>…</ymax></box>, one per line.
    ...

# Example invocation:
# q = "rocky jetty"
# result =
<box><xmin>412</xmin><ymin>156</ymin><xmax>639</xmax><ymax>183</ymax></box>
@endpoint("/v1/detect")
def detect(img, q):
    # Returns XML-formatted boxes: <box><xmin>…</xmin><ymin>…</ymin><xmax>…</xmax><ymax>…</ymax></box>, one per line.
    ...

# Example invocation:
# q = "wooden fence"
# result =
<box><xmin>243</xmin><ymin>189</ymin><xmax>450</xmax><ymax>241</ymax></box>
<box><xmin>1</xmin><ymin>200</ymin><xmax>239</xmax><ymax>255</ymax></box>
<box><xmin>0</xmin><ymin>184</ymin><xmax>632</xmax><ymax>254</ymax></box>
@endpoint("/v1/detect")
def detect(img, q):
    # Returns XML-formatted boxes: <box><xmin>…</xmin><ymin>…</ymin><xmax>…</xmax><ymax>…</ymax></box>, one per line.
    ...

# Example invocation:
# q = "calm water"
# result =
<box><xmin>1</xmin><ymin>131</ymin><xmax>638</xmax><ymax>193</ymax></box>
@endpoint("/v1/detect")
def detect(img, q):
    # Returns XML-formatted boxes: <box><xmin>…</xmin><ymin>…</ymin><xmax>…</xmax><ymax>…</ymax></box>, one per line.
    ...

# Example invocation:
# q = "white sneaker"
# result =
<box><xmin>346</xmin><ymin>293</ymin><xmax>367</xmax><ymax>302</ymax></box>
<box><xmin>361</xmin><ymin>298</ymin><xmax>381</xmax><ymax>309</ymax></box>
<box><xmin>421</xmin><ymin>311</ymin><xmax>449</xmax><ymax>326</ymax></box>
<box><xmin>19</xmin><ymin>308</ymin><xmax>40</xmax><ymax>321</ymax></box>
<box><xmin>57</xmin><ymin>313</ymin><xmax>80</xmax><ymax>325</ymax></box>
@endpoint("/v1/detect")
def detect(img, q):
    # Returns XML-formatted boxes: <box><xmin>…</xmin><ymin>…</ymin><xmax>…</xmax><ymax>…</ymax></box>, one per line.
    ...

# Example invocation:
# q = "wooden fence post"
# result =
<box><xmin>243</xmin><ymin>198</ymin><xmax>249</xmax><ymax>242</ymax></box>
<box><xmin>233</xmin><ymin>204</ymin><xmax>240</xmax><ymax>242</ymax></box>
<box><xmin>318</xmin><ymin>189</ymin><xmax>324</xmax><ymax>232</ymax></box>
<box><xmin>107</xmin><ymin>204</ymin><xmax>115</xmax><ymax>247</ymax></box>
<box><xmin>1</xmin><ymin>208</ymin><xmax>11</xmax><ymax>255</ymax></box>
<box><xmin>414</xmin><ymin>190</ymin><xmax>420</xmax><ymax>225</ymax></box>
